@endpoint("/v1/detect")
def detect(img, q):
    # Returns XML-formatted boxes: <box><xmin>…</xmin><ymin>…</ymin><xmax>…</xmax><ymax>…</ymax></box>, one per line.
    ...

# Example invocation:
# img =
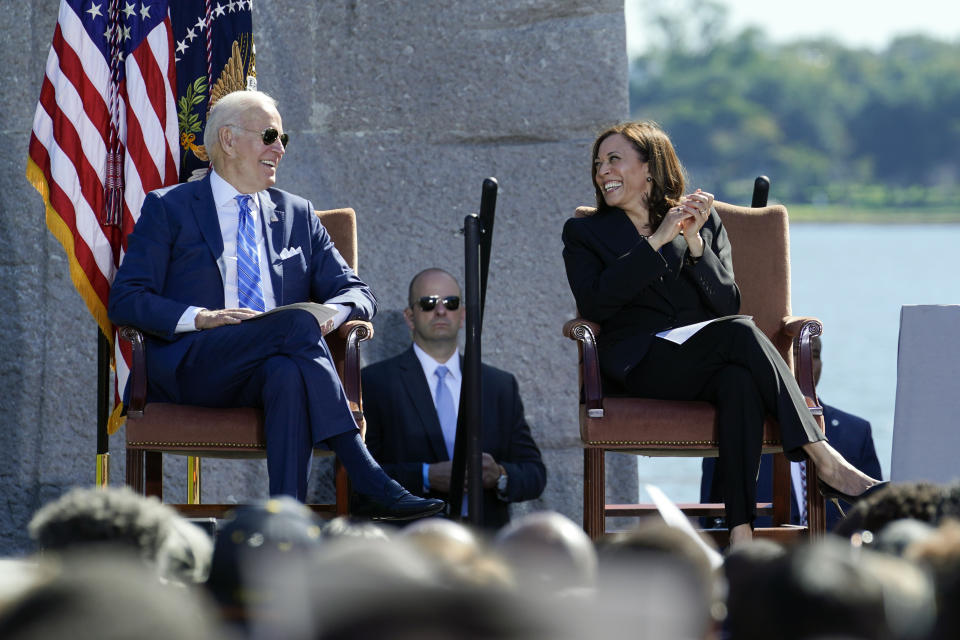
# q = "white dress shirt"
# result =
<box><xmin>175</xmin><ymin>169</ymin><xmax>348</xmax><ymax>332</ymax></box>
<box><xmin>209</xmin><ymin>168</ymin><xmax>278</xmax><ymax>310</ymax></box>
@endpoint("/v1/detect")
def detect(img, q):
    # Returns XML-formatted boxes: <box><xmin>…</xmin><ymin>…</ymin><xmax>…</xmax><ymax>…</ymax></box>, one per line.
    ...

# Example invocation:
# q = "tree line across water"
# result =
<box><xmin>629</xmin><ymin>2</ymin><xmax>960</xmax><ymax>216</ymax></box>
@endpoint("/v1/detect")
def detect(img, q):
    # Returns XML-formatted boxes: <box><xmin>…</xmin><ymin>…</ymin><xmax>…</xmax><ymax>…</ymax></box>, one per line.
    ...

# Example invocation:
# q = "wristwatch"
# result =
<box><xmin>496</xmin><ymin>465</ymin><xmax>508</xmax><ymax>498</ymax></box>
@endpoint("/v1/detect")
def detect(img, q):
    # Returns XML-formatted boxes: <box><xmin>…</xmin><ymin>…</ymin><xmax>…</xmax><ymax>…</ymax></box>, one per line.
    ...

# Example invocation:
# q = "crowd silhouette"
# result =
<box><xmin>2</xmin><ymin>482</ymin><xmax>960</xmax><ymax>639</ymax></box>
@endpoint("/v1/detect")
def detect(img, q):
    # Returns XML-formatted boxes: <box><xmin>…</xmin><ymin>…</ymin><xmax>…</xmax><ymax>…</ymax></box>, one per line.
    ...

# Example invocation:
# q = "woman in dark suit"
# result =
<box><xmin>562</xmin><ymin>122</ymin><xmax>884</xmax><ymax>545</ymax></box>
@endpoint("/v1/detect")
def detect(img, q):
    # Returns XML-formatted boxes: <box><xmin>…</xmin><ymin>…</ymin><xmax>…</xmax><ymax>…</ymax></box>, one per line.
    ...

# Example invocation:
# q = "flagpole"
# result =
<box><xmin>97</xmin><ymin>329</ymin><xmax>110</xmax><ymax>487</ymax></box>
<box><xmin>96</xmin><ymin>0</ymin><xmax>122</xmax><ymax>489</ymax></box>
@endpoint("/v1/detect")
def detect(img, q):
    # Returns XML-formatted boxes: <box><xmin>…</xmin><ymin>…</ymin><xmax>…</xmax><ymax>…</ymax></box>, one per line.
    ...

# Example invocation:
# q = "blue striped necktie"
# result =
<box><xmin>235</xmin><ymin>194</ymin><xmax>265</xmax><ymax>312</ymax></box>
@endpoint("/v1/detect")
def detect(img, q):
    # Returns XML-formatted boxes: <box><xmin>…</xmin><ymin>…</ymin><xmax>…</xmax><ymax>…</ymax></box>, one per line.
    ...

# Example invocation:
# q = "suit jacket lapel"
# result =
<box><xmin>589</xmin><ymin>208</ymin><xmax>638</xmax><ymax>258</ymax></box>
<box><xmin>398</xmin><ymin>347</ymin><xmax>450</xmax><ymax>461</ymax></box>
<box><xmin>591</xmin><ymin>209</ymin><xmax>678</xmax><ymax>306</ymax></box>
<box><xmin>193</xmin><ymin>175</ymin><xmax>227</xmax><ymax>286</ymax></box>
<box><xmin>258</xmin><ymin>192</ymin><xmax>286</xmax><ymax>305</ymax></box>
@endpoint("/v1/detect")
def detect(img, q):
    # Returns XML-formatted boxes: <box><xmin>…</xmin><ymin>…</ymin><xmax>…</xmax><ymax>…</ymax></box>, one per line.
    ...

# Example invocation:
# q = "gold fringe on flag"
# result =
<box><xmin>27</xmin><ymin>156</ymin><xmax>127</xmax><ymax>435</ymax></box>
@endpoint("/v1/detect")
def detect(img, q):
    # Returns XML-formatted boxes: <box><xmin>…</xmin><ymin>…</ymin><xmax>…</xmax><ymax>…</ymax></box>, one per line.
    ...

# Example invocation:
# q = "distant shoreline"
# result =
<box><xmin>786</xmin><ymin>205</ymin><xmax>960</xmax><ymax>224</ymax></box>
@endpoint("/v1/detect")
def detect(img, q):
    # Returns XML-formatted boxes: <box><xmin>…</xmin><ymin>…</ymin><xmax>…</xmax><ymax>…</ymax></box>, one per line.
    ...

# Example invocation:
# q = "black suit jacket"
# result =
<box><xmin>362</xmin><ymin>347</ymin><xmax>546</xmax><ymax>529</ymax></box>
<box><xmin>701</xmin><ymin>402</ymin><xmax>883</xmax><ymax>529</ymax></box>
<box><xmin>561</xmin><ymin>207</ymin><xmax>740</xmax><ymax>384</ymax></box>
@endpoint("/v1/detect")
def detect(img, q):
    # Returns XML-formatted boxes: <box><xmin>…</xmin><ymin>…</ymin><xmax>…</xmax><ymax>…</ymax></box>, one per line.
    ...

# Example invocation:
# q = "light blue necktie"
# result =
<box><xmin>434</xmin><ymin>366</ymin><xmax>457</xmax><ymax>459</ymax></box>
<box><xmin>235</xmin><ymin>194</ymin><xmax>265</xmax><ymax>311</ymax></box>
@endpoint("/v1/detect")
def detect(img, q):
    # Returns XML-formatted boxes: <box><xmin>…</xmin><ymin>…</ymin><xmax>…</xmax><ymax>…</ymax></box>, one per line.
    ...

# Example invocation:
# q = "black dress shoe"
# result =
<box><xmin>817</xmin><ymin>480</ymin><xmax>890</xmax><ymax>516</ymax></box>
<box><xmin>353</xmin><ymin>491</ymin><xmax>446</xmax><ymax>521</ymax></box>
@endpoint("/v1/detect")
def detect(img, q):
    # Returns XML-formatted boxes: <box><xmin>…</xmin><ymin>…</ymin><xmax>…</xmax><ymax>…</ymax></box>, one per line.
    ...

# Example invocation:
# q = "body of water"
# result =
<box><xmin>637</xmin><ymin>222</ymin><xmax>960</xmax><ymax>503</ymax></box>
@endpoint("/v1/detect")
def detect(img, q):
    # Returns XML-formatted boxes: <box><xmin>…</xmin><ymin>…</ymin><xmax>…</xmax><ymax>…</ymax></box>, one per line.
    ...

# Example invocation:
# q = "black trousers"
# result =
<box><xmin>624</xmin><ymin>317</ymin><xmax>825</xmax><ymax>527</ymax></box>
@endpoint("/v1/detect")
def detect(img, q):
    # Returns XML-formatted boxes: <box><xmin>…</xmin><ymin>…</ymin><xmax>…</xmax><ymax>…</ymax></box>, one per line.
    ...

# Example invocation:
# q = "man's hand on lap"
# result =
<box><xmin>195</xmin><ymin>308</ymin><xmax>260</xmax><ymax>329</ymax></box>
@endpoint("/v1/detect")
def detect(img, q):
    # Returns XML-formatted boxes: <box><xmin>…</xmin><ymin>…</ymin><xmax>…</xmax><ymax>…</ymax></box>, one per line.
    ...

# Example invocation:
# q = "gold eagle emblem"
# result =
<box><xmin>209</xmin><ymin>38</ymin><xmax>256</xmax><ymax>110</ymax></box>
<box><xmin>177</xmin><ymin>36</ymin><xmax>256</xmax><ymax>167</ymax></box>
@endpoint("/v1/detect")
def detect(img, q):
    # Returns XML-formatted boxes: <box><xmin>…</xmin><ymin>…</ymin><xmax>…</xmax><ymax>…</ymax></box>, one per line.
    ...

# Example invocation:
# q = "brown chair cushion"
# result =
<box><xmin>126</xmin><ymin>404</ymin><xmax>266</xmax><ymax>457</ymax></box>
<box><xmin>126</xmin><ymin>404</ymin><xmax>340</xmax><ymax>458</ymax></box>
<box><xmin>580</xmin><ymin>397</ymin><xmax>783</xmax><ymax>455</ymax></box>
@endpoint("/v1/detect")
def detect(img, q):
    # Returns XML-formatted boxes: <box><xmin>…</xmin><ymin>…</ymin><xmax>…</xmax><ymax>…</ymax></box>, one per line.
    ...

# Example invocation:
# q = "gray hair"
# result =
<box><xmin>28</xmin><ymin>486</ymin><xmax>213</xmax><ymax>585</ymax></box>
<box><xmin>203</xmin><ymin>90</ymin><xmax>278</xmax><ymax>167</ymax></box>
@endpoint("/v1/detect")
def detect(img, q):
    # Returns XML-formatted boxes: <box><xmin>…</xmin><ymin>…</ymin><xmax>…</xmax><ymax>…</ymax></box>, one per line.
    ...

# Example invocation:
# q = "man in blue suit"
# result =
<box><xmin>362</xmin><ymin>268</ymin><xmax>547</xmax><ymax>528</ymax></box>
<box><xmin>701</xmin><ymin>336</ymin><xmax>882</xmax><ymax>529</ymax></box>
<box><xmin>108</xmin><ymin>90</ymin><xmax>443</xmax><ymax>520</ymax></box>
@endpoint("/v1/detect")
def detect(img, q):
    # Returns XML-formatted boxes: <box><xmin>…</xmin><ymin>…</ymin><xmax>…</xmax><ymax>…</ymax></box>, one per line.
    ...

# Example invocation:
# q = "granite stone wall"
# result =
<box><xmin>0</xmin><ymin>0</ymin><xmax>632</xmax><ymax>554</ymax></box>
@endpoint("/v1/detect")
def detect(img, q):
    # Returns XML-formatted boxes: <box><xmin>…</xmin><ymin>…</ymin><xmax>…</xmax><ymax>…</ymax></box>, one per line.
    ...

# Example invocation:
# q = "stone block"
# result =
<box><xmin>0</xmin><ymin>0</ymin><xmax>629</xmax><ymax>553</ymax></box>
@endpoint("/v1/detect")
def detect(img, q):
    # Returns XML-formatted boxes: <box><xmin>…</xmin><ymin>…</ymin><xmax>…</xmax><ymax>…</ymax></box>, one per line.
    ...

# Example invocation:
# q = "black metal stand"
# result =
<box><xmin>752</xmin><ymin>175</ymin><xmax>770</xmax><ymax>208</ymax></box>
<box><xmin>448</xmin><ymin>178</ymin><xmax>498</xmax><ymax>524</ymax></box>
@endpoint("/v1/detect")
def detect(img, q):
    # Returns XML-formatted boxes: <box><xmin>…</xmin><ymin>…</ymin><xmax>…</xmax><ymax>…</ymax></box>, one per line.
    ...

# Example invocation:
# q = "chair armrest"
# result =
<box><xmin>338</xmin><ymin>319</ymin><xmax>374</xmax><ymax>341</ymax></box>
<box><xmin>781</xmin><ymin>315</ymin><xmax>822</xmax><ymax>340</ymax></box>
<box><xmin>117</xmin><ymin>326</ymin><xmax>147</xmax><ymax>418</ymax></box>
<box><xmin>562</xmin><ymin>318</ymin><xmax>604</xmax><ymax>417</ymax></box>
<box><xmin>781</xmin><ymin>315</ymin><xmax>823</xmax><ymax>415</ymax></box>
<box><xmin>338</xmin><ymin>320</ymin><xmax>374</xmax><ymax>419</ymax></box>
<box><xmin>562</xmin><ymin>317</ymin><xmax>601</xmax><ymax>339</ymax></box>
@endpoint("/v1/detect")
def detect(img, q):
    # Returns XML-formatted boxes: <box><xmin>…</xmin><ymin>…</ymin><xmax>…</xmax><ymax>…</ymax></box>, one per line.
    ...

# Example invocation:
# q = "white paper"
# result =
<box><xmin>644</xmin><ymin>484</ymin><xmax>725</xmax><ymax>569</ymax></box>
<box><xmin>246</xmin><ymin>301</ymin><xmax>338</xmax><ymax>328</ymax></box>
<box><xmin>655</xmin><ymin>314</ymin><xmax>753</xmax><ymax>345</ymax></box>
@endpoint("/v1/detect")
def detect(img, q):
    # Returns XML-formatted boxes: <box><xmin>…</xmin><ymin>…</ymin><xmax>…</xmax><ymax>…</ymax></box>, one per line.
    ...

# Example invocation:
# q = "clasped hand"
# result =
<box><xmin>648</xmin><ymin>189</ymin><xmax>714</xmax><ymax>256</ymax></box>
<box><xmin>429</xmin><ymin>452</ymin><xmax>501</xmax><ymax>493</ymax></box>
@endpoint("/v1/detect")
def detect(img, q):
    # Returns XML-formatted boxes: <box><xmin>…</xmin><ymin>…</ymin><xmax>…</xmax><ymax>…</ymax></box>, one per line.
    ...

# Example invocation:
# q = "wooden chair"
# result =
<box><xmin>562</xmin><ymin>201</ymin><xmax>826</xmax><ymax>544</ymax></box>
<box><xmin>120</xmin><ymin>208</ymin><xmax>372</xmax><ymax>519</ymax></box>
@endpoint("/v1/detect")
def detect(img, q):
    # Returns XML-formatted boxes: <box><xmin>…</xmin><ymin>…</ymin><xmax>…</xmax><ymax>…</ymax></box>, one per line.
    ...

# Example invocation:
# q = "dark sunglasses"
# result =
<box><xmin>229</xmin><ymin>124</ymin><xmax>289</xmax><ymax>148</ymax></box>
<box><xmin>414</xmin><ymin>295</ymin><xmax>461</xmax><ymax>312</ymax></box>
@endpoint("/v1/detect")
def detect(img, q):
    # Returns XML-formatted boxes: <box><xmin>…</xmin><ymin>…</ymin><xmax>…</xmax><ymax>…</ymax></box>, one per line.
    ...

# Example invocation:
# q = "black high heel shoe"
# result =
<box><xmin>817</xmin><ymin>479</ymin><xmax>890</xmax><ymax>516</ymax></box>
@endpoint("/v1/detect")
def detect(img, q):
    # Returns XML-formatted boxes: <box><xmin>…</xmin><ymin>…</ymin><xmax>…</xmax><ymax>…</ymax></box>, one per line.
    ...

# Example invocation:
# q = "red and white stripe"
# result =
<box><xmin>27</xmin><ymin>0</ymin><xmax>179</xmax><ymax>432</ymax></box>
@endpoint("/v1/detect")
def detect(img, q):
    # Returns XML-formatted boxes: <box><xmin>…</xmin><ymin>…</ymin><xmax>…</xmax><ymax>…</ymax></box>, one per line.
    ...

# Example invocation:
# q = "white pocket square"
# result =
<box><xmin>279</xmin><ymin>246</ymin><xmax>302</xmax><ymax>260</ymax></box>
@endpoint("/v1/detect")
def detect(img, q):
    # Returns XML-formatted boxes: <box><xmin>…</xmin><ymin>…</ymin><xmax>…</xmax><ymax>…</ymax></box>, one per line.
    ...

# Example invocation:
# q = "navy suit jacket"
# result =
<box><xmin>361</xmin><ymin>347</ymin><xmax>547</xmax><ymax>529</ymax></box>
<box><xmin>108</xmin><ymin>174</ymin><xmax>375</xmax><ymax>402</ymax></box>
<box><xmin>701</xmin><ymin>402</ymin><xmax>882</xmax><ymax>530</ymax></box>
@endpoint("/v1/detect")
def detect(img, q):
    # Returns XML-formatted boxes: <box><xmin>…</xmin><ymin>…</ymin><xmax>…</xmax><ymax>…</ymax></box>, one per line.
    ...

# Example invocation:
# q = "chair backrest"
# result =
<box><xmin>314</xmin><ymin>208</ymin><xmax>359</xmax><ymax>376</ymax></box>
<box><xmin>713</xmin><ymin>202</ymin><xmax>792</xmax><ymax>363</ymax></box>
<box><xmin>573</xmin><ymin>202</ymin><xmax>793</xmax><ymax>363</ymax></box>
<box><xmin>315</xmin><ymin>208</ymin><xmax>358</xmax><ymax>271</ymax></box>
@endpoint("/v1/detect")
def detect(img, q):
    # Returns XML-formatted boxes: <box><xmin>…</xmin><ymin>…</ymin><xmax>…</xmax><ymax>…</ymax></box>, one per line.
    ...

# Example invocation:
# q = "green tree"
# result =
<box><xmin>629</xmin><ymin>9</ymin><xmax>960</xmax><ymax>208</ymax></box>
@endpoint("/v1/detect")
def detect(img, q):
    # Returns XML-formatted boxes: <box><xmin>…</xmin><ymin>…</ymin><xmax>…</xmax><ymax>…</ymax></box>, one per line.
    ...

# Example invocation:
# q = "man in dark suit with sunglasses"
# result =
<box><xmin>109</xmin><ymin>90</ymin><xmax>443</xmax><ymax>521</ymax></box>
<box><xmin>361</xmin><ymin>268</ymin><xmax>547</xmax><ymax>529</ymax></box>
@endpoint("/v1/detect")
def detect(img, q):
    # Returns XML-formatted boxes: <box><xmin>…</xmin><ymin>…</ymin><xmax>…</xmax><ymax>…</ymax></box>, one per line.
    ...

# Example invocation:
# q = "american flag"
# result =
<box><xmin>26</xmin><ymin>0</ymin><xmax>179</xmax><ymax>434</ymax></box>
